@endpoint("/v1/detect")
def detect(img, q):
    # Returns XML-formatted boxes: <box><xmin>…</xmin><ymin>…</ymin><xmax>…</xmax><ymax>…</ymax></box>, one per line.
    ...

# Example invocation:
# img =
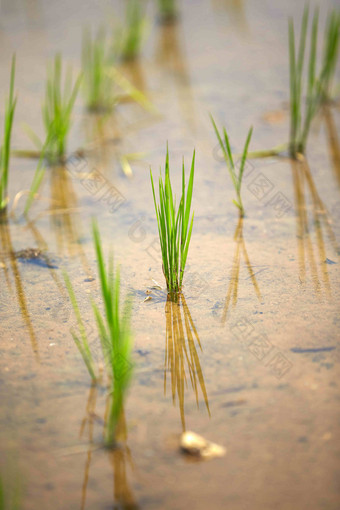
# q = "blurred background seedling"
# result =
<box><xmin>320</xmin><ymin>9</ymin><xmax>340</xmax><ymax>102</ymax></box>
<box><xmin>114</xmin><ymin>0</ymin><xmax>148</xmax><ymax>61</ymax></box>
<box><xmin>0</xmin><ymin>56</ymin><xmax>17</xmax><ymax>213</ymax></box>
<box><xmin>157</xmin><ymin>0</ymin><xmax>178</xmax><ymax>23</ymax></box>
<box><xmin>289</xmin><ymin>7</ymin><xmax>340</xmax><ymax>158</ymax></box>
<box><xmin>82</xmin><ymin>27</ymin><xmax>118</xmax><ymax>113</ymax></box>
<box><xmin>25</xmin><ymin>54</ymin><xmax>82</xmax><ymax>164</ymax></box>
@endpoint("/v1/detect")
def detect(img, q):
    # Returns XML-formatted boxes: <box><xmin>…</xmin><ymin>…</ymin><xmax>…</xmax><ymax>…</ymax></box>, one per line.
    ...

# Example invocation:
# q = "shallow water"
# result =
<box><xmin>1</xmin><ymin>0</ymin><xmax>340</xmax><ymax>509</ymax></box>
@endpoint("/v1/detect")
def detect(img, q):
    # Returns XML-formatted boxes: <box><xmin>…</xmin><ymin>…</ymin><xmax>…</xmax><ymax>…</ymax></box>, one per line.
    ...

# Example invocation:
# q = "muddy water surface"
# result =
<box><xmin>0</xmin><ymin>1</ymin><xmax>340</xmax><ymax>509</ymax></box>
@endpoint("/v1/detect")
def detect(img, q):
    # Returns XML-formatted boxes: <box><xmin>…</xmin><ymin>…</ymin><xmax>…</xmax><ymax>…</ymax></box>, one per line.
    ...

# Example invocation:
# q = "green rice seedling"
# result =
<box><xmin>0</xmin><ymin>470</ymin><xmax>21</xmax><ymax>510</ymax></box>
<box><xmin>157</xmin><ymin>0</ymin><xmax>177</xmax><ymax>23</ymax></box>
<box><xmin>91</xmin><ymin>220</ymin><xmax>133</xmax><ymax>446</ymax></box>
<box><xmin>115</xmin><ymin>0</ymin><xmax>148</xmax><ymax>61</ymax></box>
<box><xmin>288</xmin><ymin>7</ymin><xmax>331</xmax><ymax>157</ymax></box>
<box><xmin>41</xmin><ymin>54</ymin><xmax>82</xmax><ymax>163</ymax></box>
<box><xmin>82</xmin><ymin>27</ymin><xmax>117</xmax><ymax>112</ymax></box>
<box><xmin>23</xmin><ymin>137</ymin><xmax>50</xmax><ymax>216</ymax></box>
<box><xmin>63</xmin><ymin>272</ymin><xmax>98</xmax><ymax>382</ymax></box>
<box><xmin>150</xmin><ymin>147</ymin><xmax>195</xmax><ymax>295</ymax></box>
<box><xmin>23</xmin><ymin>154</ymin><xmax>46</xmax><ymax>216</ymax></box>
<box><xmin>210</xmin><ymin>114</ymin><xmax>252</xmax><ymax>218</ymax></box>
<box><xmin>320</xmin><ymin>9</ymin><xmax>340</xmax><ymax>102</ymax></box>
<box><xmin>0</xmin><ymin>56</ymin><xmax>17</xmax><ymax>212</ymax></box>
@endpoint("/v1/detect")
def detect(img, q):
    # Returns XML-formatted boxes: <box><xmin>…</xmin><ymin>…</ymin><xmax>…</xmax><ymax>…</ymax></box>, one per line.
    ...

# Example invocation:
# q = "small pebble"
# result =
<box><xmin>180</xmin><ymin>431</ymin><xmax>226</xmax><ymax>460</ymax></box>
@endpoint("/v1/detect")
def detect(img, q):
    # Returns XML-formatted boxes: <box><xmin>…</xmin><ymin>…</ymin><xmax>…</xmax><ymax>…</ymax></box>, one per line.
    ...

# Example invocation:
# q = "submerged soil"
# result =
<box><xmin>0</xmin><ymin>1</ymin><xmax>340</xmax><ymax>509</ymax></box>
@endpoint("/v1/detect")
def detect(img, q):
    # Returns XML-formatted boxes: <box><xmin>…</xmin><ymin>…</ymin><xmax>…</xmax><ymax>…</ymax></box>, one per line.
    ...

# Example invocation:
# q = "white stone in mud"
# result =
<box><xmin>180</xmin><ymin>431</ymin><xmax>226</xmax><ymax>460</ymax></box>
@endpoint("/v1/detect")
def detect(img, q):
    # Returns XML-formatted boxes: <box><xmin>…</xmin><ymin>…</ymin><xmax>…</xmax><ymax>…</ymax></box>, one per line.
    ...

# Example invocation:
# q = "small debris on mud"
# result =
<box><xmin>180</xmin><ymin>431</ymin><xmax>226</xmax><ymax>460</ymax></box>
<box><xmin>222</xmin><ymin>399</ymin><xmax>247</xmax><ymax>408</ymax></box>
<box><xmin>262</xmin><ymin>110</ymin><xmax>286</xmax><ymax>124</ymax></box>
<box><xmin>14</xmin><ymin>248</ymin><xmax>58</xmax><ymax>269</ymax></box>
<box><xmin>324</xmin><ymin>258</ymin><xmax>336</xmax><ymax>265</ymax></box>
<box><xmin>291</xmin><ymin>346</ymin><xmax>335</xmax><ymax>353</ymax></box>
<box><xmin>143</xmin><ymin>296</ymin><xmax>152</xmax><ymax>302</ymax></box>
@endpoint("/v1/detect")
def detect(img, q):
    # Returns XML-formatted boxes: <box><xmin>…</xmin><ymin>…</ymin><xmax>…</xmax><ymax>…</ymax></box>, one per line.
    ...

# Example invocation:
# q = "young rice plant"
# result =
<box><xmin>41</xmin><ymin>54</ymin><xmax>82</xmax><ymax>163</ymax></box>
<box><xmin>210</xmin><ymin>114</ymin><xmax>253</xmax><ymax>218</ymax></box>
<box><xmin>157</xmin><ymin>0</ymin><xmax>177</xmax><ymax>23</ymax></box>
<box><xmin>115</xmin><ymin>0</ymin><xmax>147</xmax><ymax>61</ymax></box>
<box><xmin>64</xmin><ymin>221</ymin><xmax>133</xmax><ymax>446</ymax></box>
<box><xmin>320</xmin><ymin>9</ymin><xmax>340</xmax><ymax>102</ymax></box>
<box><xmin>0</xmin><ymin>56</ymin><xmax>17</xmax><ymax>213</ymax></box>
<box><xmin>150</xmin><ymin>147</ymin><xmax>195</xmax><ymax>295</ymax></box>
<box><xmin>82</xmin><ymin>27</ymin><xmax>117</xmax><ymax>112</ymax></box>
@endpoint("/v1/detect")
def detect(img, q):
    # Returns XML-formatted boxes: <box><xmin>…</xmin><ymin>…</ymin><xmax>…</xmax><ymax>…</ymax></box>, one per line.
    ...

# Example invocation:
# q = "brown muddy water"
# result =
<box><xmin>1</xmin><ymin>0</ymin><xmax>340</xmax><ymax>509</ymax></box>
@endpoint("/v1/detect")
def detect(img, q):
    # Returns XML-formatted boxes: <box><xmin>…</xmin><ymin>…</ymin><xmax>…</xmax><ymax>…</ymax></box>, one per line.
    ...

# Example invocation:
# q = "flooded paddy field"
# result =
<box><xmin>0</xmin><ymin>0</ymin><xmax>340</xmax><ymax>509</ymax></box>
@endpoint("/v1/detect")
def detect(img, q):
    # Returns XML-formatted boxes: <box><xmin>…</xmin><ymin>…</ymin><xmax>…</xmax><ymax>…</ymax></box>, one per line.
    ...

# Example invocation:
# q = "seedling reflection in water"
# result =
<box><xmin>64</xmin><ymin>221</ymin><xmax>133</xmax><ymax>446</ymax></box>
<box><xmin>164</xmin><ymin>293</ymin><xmax>210</xmax><ymax>430</ymax></box>
<box><xmin>150</xmin><ymin>147</ymin><xmax>195</xmax><ymax>296</ymax></box>
<box><xmin>210</xmin><ymin>114</ymin><xmax>252</xmax><ymax>217</ymax></box>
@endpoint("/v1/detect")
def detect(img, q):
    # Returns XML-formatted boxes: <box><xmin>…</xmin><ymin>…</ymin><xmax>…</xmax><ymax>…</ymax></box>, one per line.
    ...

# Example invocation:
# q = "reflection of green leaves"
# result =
<box><xmin>165</xmin><ymin>294</ymin><xmax>210</xmax><ymax>431</ymax></box>
<box><xmin>150</xmin><ymin>147</ymin><xmax>195</xmax><ymax>294</ymax></box>
<box><xmin>0</xmin><ymin>55</ymin><xmax>17</xmax><ymax>212</ymax></box>
<box><xmin>210</xmin><ymin>114</ymin><xmax>252</xmax><ymax>217</ymax></box>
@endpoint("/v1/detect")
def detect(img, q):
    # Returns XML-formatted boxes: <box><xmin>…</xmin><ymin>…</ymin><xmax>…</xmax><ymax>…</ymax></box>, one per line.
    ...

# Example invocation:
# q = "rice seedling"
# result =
<box><xmin>23</xmin><ymin>138</ymin><xmax>49</xmax><ymax>216</ymax></box>
<box><xmin>82</xmin><ymin>27</ymin><xmax>117</xmax><ymax>112</ymax></box>
<box><xmin>320</xmin><ymin>9</ymin><xmax>340</xmax><ymax>102</ymax></box>
<box><xmin>288</xmin><ymin>7</ymin><xmax>321</xmax><ymax>158</ymax></box>
<box><xmin>40</xmin><ymin>54</ymin><xmax>82</xmax><ymax>163</ymax></box>
<box><xmin>288</xmin><ymin>7</ymin><xmax>340</xmax><ymax>156</ymax></box>
<box><xmin>210</xmin><ymin>114</ymin><xmax>252</xmax><ymax>217</ymax></box>
<box><xmin>246</xmin><ymin>8</ymin><xmax>339</xmax><ymax>161</ymax></box>
<box><xmin>91</xmin><ymin>220</ymin><xmax>133</xmax><ymax>446</ymax></box>
<box><xmin>157</xmin><ymin>0</ymin><xmax>177</xmax><ymax>23</ymax></box>
<box><xmin>0</xmin><ymin>56</ymin><xmax>17</xmax><ymax>213</ymax></box>
<box><xmin>150</xmin><ymin>147</ymin><xmax>195</xmax><ymax>295</ymax></box>
<box><xmin>115</xmin><ymin>0</ymin><xmax>148</xmax><ymax>61</ymax></box>
<box><xmin>63</xmin><ymin>272</ymin><xmax>98</xmax><ymax>382</ymax></box>
<box><xmin>64</xmin><ymin>220</ymin><xmax>134</xmax><ymax>445</ymax></box>
<box><xmin>0</xmin><ymin>463</ymin><xmax>21</xmax><ymax>510</ymax></box>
